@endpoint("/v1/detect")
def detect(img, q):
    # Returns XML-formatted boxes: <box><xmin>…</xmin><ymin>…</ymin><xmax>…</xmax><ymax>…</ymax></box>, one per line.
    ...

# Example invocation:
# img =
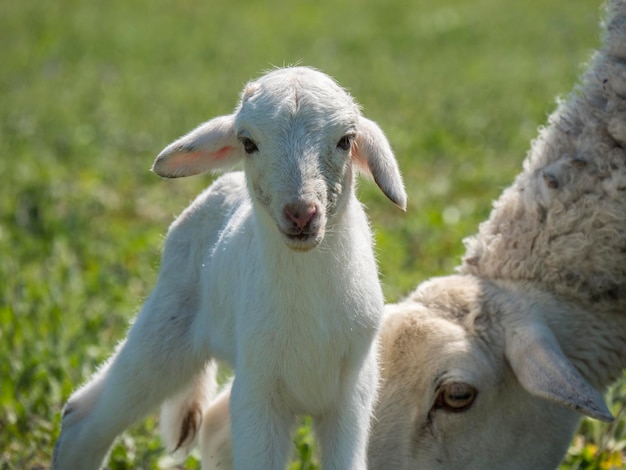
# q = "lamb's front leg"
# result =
<box><xmin>314</xmin><ymin>355</ymin><xmax>379</xmax><ymax>470</ymax></box>
<box><xmin>230</xmin><ymin>375</ymin><xmax>295</xmax><ymax>470</ymax></box>
<box><xmin>52</xmin><ymin>290</ymin><xmax>208</xmax><ymax>470</ymax></box>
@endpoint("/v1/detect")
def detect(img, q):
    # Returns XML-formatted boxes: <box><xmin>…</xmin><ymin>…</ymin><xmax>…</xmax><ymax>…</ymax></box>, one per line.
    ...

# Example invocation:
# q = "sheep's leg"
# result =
<box><xmin>199</xmin><ymin>383</ymin><xmax>233</xmax><ymax>470</ymax></box>
<box><xmin>314</xmin><ymin>359</ymin><xmax>378</xmax><ymax>470</ymax></box>
<box><xmin>52</xmin><ymin>289</ymin><xmax>207</xmax><ymax>470</ymax></box>
<box><xmin>229</xmin><ymin>376</ymin><xmax>295</xmax><ymax>470</ymax></box>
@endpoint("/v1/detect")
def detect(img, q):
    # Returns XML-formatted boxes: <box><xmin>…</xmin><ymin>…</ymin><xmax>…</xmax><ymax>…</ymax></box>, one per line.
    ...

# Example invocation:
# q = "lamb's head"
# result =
<box><xmin>152</xmin><ymin>66</ymin><xmax>406</xmax><ymax>251</ymax></box>
<box><xmin>369</xmin><ymin>274</ymin><xmax>614</xmax><ymax>470</ymax></box>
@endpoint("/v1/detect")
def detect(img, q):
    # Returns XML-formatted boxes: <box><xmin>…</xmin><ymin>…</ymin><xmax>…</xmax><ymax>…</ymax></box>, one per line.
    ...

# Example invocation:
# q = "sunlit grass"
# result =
<box><xmin>1</xmin><ymin>0</ymin><xmax>623</xmax><ymax>468</ymax></box>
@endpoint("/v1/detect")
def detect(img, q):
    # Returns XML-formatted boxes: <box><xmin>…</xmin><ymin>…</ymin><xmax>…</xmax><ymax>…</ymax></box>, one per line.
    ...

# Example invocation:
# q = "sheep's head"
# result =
<box><xmin>194</xmin><ymin>274</ymin><xmax>616</xmax><ymax>469</ymax></box>
<box><xmin>369</xmin><ymin>274</ymin><xmax>613</xmax><ymax>470</ymax></box>
<box><xmin>152</xmin><ymin>66</ymin><xmax>406</xmax><ymax>251</ymax></box>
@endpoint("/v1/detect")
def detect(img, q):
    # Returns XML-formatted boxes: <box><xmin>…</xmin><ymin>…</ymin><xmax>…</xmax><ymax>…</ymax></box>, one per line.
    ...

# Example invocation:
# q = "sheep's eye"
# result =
<box><xmin>337</xmin><ymin>135</ymin><xmax>354</xmax><ymax>151</ymax></box>
<box><xmin>434</xmin><ymin>382</ymin><xmax>477</xmax><ymax>413</ymax></box>
<box><xmin>241</xmin><ymin>138</ymin><xmax>258</xmax><ymax>155</ymax></box>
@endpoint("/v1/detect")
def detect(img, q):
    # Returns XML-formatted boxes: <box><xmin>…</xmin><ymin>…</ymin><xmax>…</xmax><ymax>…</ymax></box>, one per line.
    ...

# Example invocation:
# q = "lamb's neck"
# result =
<box><xmin>250</xmin><ymin>199</ymin><xmax>382</xmax><ymax>328</ymax></box>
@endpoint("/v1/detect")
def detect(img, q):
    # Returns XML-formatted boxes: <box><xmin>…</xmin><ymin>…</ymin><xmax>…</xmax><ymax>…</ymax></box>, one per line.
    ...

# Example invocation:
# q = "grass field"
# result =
<box><xmin>2</xmin><ymin>0</ymin><xmax>625</xmax><ymax>468</ymax></box>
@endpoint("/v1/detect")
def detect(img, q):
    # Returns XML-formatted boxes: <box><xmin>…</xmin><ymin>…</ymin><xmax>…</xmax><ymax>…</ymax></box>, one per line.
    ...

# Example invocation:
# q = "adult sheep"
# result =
<box><xmin>51</xmin><ymin>66</ymin><xmax>407</xmax><ymax>470</ymax></box>
<box><xmin>199</xmin><ymin>1</ymin><xmax>626</xmax><ymax>469</ymax></box>
<box><xmin>371</xmin><ymin>0</ymin><xmax>626</xmax><ymax>467</ymax></box>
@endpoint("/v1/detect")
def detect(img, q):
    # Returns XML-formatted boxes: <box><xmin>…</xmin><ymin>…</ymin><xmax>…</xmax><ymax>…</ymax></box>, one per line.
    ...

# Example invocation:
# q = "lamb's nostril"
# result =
<box><xmin>284</xmin><ymin>202</ymin><xmax>317</xmax><ymax>230</ymax></box>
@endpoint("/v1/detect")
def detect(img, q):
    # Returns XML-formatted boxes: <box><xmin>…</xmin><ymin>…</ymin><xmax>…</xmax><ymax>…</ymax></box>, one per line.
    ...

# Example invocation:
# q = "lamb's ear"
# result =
<box><xmin>353</xmin><ymin>117</ymin><xmax>407</xmax><ymax>210</ymax></box>
<box><xmin>504</xmin><ymin>315</ymin><xmax>614</xmax><ymax>422</ymax></box>
<box><xmin>152</xmin><ymin>115</ymin><xmax>242</xmax><ymax>178</ymax></box>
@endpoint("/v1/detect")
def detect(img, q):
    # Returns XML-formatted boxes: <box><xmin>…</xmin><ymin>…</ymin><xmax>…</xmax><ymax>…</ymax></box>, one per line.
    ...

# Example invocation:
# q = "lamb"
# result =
<box><xmin>51</xmin><ymin>66</ymin><xmax>407</xmax><ymax>470</ymax></box>
<box><xmin>198</xmin><ymin>2</ymin><xmax>626</xmax><ymax>469</ymax></box>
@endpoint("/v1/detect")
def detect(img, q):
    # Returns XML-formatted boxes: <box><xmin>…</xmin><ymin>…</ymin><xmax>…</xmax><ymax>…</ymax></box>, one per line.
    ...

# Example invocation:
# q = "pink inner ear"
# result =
<box><xmin>214</xmin><ymin>146</ymin><xmax>236</xmax><ymax>160</ymax></box>
<box><xmin>154</xmin><ymin>144</ymin><xmax>239</xmax><ymax>177</ymax></box>
<box><xmin>351</xmin><ymin>144</ymin><xmax>370</xmax><ymax>173</ymax></box>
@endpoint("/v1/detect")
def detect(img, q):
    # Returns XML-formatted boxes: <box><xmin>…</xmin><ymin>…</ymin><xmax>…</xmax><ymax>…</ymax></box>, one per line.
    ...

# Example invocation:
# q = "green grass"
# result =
<box><xmin>1</xmin><ymin>0</ymin><xmax>624</xmax><ymax>468</ymax></box>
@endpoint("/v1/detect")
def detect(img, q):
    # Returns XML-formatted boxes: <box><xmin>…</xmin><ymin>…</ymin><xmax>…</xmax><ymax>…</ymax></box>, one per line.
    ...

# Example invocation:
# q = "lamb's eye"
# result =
<box><xmin>337</xmin><ymin>135</ymin><xmax>354</xmax><ymax>151</ymax></box>
<box><xmin>241</xmin><ymin>138</ymin><xmax>258</xmax><ymax>155</ymax></box>
<box><xmin>434</xmin><ymin>382</ymin><xmax>477</xmax><ymax>413</ymax></box>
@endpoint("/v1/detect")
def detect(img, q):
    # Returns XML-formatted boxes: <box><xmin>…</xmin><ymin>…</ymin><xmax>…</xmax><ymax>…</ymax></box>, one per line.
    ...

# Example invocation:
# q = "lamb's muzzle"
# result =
<box><xmin>281</xmin><ymin>200</ymin><xmax>321</xmax><ymax>247</ymax></box>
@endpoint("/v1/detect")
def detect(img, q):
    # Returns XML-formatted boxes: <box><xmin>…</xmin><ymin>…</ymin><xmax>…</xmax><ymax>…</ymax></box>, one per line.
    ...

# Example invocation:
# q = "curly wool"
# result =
<box><xmin>462</xmin><ymin>1</ymin><xmax>626</xmax><ymax>312</ymax></box>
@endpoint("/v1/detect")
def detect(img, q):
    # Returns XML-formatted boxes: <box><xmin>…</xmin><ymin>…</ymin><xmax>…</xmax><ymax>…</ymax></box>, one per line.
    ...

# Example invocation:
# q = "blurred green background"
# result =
<box><xmin>1</xmin><ymin>0</ymin><xmax>624</xmax><ymax>468</ymax></box>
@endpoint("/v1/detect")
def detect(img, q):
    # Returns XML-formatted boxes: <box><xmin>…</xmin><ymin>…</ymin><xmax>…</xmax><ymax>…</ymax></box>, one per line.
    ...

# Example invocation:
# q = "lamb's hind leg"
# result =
<box><xmin>52</xmin><ymin>288</ymin><xmax>209</xmax><ymax>470</ymax></box>
<box><xmin>160</xmin><ymin>360</ymin><xmax>218</xmax><ymax>456</ymax></box>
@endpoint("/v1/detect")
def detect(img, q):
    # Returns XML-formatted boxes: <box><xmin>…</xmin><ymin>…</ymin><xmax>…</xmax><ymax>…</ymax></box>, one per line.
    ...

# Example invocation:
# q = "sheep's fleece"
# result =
<box><xmin>376</xmin><ymin>0</ymin><xmax>626</xmax><ymax>467</ymax></box>
<box><xmin>198</xmin><ymin>2</ymin><xmax>626</xmax><ymax>470</ymax></box>
<box><xmin>462</xmin><ymin>3</ymin><xmax>626</xmax><ymax>315</ymax></box>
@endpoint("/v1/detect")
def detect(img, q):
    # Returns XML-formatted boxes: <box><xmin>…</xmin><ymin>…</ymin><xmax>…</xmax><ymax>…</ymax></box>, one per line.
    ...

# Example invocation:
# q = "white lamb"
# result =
<box><xmin>198</xmin><ymin>2</ymin><xmax>626</xmax><ymax>469</ymax></box>
<box><xmin>51</xmin><ymin>66</ymin><xmax>407</xmax><ymax>470</ymax></box>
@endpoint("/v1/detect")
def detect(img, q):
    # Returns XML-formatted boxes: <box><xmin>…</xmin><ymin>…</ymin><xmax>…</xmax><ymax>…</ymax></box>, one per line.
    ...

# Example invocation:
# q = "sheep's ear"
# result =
<box><xmin>504</xmin><ymin>316</ymin><xmax>614</xmax><ymax>422</ymax></box>
<box><xmin>353</xmin><ymin>117</ymin><xmax>407</xmax><ymax>210</ymax></box>
<box><xmin>152</xmin><ymin>115</ymin><xmax>242</xmax><ymax>178</ymax></box>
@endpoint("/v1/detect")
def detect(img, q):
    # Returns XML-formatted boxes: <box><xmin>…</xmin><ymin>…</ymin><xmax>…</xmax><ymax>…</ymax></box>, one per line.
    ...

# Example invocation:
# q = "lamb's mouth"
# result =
<box><xmin>281</xmin><ymin>229</ymin><xmax>323</xmax><ymax>251</ymax></box>
<box><xmin>289</xmin><ymin>233</ymin><xmax>311</xmax><ymax>241</ymax></box>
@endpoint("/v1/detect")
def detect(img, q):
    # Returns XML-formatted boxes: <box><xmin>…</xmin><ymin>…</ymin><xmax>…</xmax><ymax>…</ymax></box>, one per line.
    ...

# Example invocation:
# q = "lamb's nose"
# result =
<box><xmin>284</xmin><ymin>202</ymin><xmax>317</xmax><ymax>230</ymax></box>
